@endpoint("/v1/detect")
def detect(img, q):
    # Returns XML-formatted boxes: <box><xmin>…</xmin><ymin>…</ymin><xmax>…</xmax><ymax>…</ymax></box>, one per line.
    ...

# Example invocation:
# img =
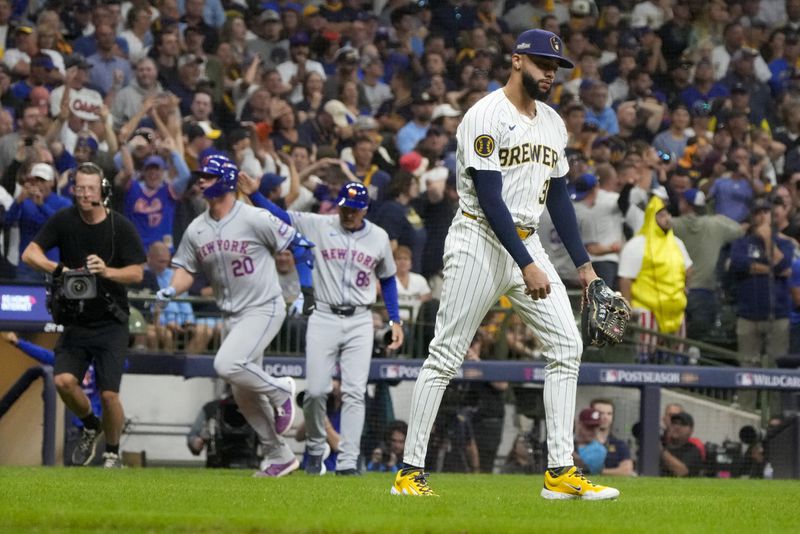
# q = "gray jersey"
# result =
<box><xmin>289</xmin><ymin>212</ymin><xmax>395</xmax><ymax>306</ymax></box>
<box><xmin>172</xmin><ymin>201</ymin><xmax>295</xmax><ymax>314</ymax></box>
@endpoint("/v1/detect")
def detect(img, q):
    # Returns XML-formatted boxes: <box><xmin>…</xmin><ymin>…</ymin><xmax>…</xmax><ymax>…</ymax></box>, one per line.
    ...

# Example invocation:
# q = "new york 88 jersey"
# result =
<box><xmin>287</xmin><ymin>211</ymin><xmax>395</xmax><ymax>307</ymax></box>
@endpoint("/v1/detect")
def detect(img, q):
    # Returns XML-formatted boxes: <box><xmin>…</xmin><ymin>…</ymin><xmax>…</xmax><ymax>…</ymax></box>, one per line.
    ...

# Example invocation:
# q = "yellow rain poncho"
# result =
<box><xmin>631</xmin><ymin>197</ymin><xmax>687</xmax><ymax>333</ymax></box>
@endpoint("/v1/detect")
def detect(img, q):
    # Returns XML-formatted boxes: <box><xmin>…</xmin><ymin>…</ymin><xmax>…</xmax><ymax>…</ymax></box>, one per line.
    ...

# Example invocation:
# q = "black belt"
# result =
<box><xmin>462</xmin><ymin>210</ymin><xmax>536</xmax><ymax>240</ymax></box>
<box><xmin>318</xmin><ymin>302</ymin><xmax>368</xmax><ymax>317</ymax></box>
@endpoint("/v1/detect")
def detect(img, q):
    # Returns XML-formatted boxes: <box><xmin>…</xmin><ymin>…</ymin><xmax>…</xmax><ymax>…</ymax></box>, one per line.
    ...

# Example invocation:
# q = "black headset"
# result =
<box><xmin>75</xmin><ymin>162</ymin><xmax>112</xmax><ymax>204</ymax></box>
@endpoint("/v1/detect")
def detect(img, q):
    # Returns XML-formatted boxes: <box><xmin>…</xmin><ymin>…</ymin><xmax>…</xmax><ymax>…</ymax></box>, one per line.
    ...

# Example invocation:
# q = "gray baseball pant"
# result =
<box><xmin>215</xmin><ymin>297</ymin><xmax>295</xmax><ymax>464</ymax></box>
<box><xmin>303</xmin><ymin>307</ymin><xmax>373</xmax><ymax>471</ymax></box>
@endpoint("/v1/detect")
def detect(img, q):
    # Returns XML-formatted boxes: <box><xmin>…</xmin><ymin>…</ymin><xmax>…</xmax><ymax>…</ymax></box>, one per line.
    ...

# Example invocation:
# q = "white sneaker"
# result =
<box><xmin>102</xmin><ymin>452</ymin><xmax>123</xmax><ymax>469</ymax></box>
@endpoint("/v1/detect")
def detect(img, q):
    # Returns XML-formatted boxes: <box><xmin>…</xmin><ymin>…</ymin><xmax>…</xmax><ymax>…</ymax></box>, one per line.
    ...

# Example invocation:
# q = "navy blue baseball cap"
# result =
<box><xmin>259</xmin><ymin>172</ymin><xmax>285</xmax><ymax>196</ymax></box>
<box><xmin>337</xmin><ymin>182</ymin><xmax>369</xmax><ymax>210</ymax></box>
<box><xmin>514</xmin><ymin>29</ymin><xmax>574</xmax><ymax>69</ymax></box>
<box><xmin>568</xmin><ymin>173</ymin><xmax>597</xmax><ymax>201</ymax></box>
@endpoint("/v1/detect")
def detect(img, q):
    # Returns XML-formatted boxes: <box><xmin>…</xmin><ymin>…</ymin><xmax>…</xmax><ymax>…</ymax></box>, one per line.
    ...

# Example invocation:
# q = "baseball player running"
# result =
<box><xmin>240</xmin><ymin>175</ymin><xmax>404</xmax><ymax>475</ymax></box>
<box><xmin>157</xmin><ymin>155</ymin><xmax>314</xmax><ymax>477</ymax></box>
<box><xmin>392</xmin><ymin>29</ymin><xmax>619</xmax><ymax>500</ymax></box>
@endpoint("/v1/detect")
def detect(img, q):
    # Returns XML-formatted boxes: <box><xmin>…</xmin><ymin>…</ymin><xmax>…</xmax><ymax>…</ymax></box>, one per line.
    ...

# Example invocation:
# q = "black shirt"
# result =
<box><xmin>661</xmin><ymin>441</ymin><xmax>703</xmax><ymax>477</ymax></box>
<box><xmin>33</xmin><ymin>207</ymin><xmax>146</xmax><ymax>323</ymax></box>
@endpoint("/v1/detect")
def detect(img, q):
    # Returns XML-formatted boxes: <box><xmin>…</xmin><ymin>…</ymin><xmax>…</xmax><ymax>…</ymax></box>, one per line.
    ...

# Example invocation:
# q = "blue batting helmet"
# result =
<box><xmin>194</xmin><ymin>154</ymin><xmax>239</xmax><ymax>199</ymax></box>
<box><xmin>336</xmin><ymin>182</ymin><xmax>369</xmax><ymax>210</ymax></box>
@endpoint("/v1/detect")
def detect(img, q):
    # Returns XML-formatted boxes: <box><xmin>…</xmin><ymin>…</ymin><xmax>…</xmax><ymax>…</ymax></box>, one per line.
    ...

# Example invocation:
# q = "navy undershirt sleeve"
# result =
<box><xmin>545</xmin><ymin>177</ymin><xmax>591</xmax><ymax>268</ymax></box>
<box><xmin>470</xmin><ymin>168</ymin><xmax>534</xmax><ymax>268</ymax></box>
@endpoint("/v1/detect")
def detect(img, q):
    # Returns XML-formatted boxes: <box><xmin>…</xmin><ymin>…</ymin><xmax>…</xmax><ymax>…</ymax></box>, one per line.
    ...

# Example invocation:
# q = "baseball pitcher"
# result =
<box><xmin>392</xmin><ymin>30</ymin><xmax>620</xmax><ymax>500</ymax></box>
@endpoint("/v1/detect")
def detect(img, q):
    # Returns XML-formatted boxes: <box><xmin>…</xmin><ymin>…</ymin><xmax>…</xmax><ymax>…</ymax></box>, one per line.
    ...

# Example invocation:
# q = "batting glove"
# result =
<box><xmin>288</xmin><ymin>288</ymin><xmax>316</xmax><ymax>317</ymax></box>
<box><xmin>301</xmin><ymin>287</ymin><xmax>315</xmax><ymax>316</ymax></box>
<box><xmin>155</xmin><ymin>286</ymin><xmax>176</xmax><ymax>308</ymax></box>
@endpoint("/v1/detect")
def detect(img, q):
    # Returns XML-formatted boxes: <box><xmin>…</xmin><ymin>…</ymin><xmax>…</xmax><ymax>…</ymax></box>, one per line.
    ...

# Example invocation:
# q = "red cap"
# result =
<box><xmin>579</xmin><ymin>408</ymin><xmax>601</xmax><ymax>427</ymax></box>
<box><xmin>322</xmin><ymin>30</ymin><xmax>341</xmax><ymax>42</ymax></box>
<box><xmin>399</xmin><ymin>151</ymin><xmax>428</xmax><ymax>176</ymax></box>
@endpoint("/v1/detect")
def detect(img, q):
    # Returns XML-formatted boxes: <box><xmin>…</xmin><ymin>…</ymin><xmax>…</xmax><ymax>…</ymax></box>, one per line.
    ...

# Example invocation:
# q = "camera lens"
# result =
<box><xmin>73</xmin><ymin>280</ymin><xmax>86</xmax><ymax>293</ymax></box>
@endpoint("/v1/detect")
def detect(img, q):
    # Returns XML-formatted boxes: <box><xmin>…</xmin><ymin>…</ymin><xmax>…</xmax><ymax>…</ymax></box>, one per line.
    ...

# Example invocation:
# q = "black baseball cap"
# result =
<box><xmin>513</xmin><ymin>29</ymin><xmax>574</xmax><ymax>69</ymax></box>
<box><xmin>670</xmin><ymin>412</ymin><xmax>694</xmax><ymax>427</ymax></box>
<box><xmin>731</xmin><ymin>82</ymin><xmax>750</xmax><ymax>94</ymax></box>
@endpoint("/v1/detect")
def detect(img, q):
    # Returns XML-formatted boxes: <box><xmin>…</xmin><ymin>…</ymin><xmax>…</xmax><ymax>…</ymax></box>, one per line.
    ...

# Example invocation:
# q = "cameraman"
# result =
<box><xmin>21</xmin><ymin>162</ymin><xmax>146</xmax><ymax>469</ymax></box>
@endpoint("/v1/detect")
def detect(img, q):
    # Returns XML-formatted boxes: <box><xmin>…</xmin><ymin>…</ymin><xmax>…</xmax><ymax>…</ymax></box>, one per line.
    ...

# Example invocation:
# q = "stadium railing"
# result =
<box><xmin>122</xmin><ymin>352</ymin><xmax>800</xmax><ymax>478</ymax></box>
<box><xmin>5</xmin><ymin>287</ymin><xmax>800</xmax><ymax>475</ymax></box>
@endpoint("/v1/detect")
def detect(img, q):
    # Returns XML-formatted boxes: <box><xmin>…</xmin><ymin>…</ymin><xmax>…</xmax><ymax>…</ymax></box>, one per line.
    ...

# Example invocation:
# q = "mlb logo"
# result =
<box><xmin>600</xmin><ymin>370</ymin><xmax>619</xmax><ymax>383</ymax></box>
<box><xmin>380</xmin><ymin>365</ymin><xmax>399</xmax><ymax>379</ymax></box>
<box><xmin>523</xmin><ymin>367</ymin><xmax>535</xmax><ymax>381</ymax></box>
<box><xmin>736</xmin><ymin>373</ymin><xmax>753</xmax><ymax>386</ymax></box>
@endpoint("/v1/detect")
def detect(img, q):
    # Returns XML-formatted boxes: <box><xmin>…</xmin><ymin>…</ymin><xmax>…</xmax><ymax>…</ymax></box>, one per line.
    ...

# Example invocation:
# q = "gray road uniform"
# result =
<box><xmin>172</xmin><ymin>201</ymin><xmax>297</xmax><ymax>465</ymax></box>
<box><xmin>288</xmin><ymin>212</ymin><xmax>396</xmax><ymax>471</ymax></box>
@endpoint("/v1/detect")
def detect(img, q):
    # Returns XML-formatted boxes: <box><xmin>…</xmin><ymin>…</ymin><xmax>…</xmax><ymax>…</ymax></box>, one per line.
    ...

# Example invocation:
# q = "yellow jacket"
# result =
<box><xmin>631</xmin><ymin>197</ymin><xmax>687</xmax><ymax>333</ymax></box>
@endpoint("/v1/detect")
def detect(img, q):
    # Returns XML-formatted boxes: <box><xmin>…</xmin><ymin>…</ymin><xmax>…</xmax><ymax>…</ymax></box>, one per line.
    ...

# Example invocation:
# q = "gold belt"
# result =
<box><xmin>461</xmin><ymin>211</ymin><xmax>535</xmax><ymax>240</ymax></box>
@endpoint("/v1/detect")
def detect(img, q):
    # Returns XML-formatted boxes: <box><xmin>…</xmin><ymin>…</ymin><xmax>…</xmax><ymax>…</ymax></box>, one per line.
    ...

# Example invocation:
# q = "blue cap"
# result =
<box><xmin>143</xmin><ymin>155</ymin><xmax>166</xmax><ymax>169</ymax></box>
<box><xmin>683</xmin><ymin>189</ymin><xmax>706</xmax><ymax>207</ymax></box>
<box><xmin>259</xmin><ymin>172</ymin><xmax>285</xmax><ymax>196</ymax></box>
<box><xmin>75</xmin><ymin>135</ymin><xmax>99</xmax><ymax>153</ymax></box>
<box><xmin>31</xmin><ymin>54</ymin><xmax>55</xmax><ymax>70</ymax></box>
<box><xmin>568</xmin><ymin>173</ymin><xmax>597</xmax><ymax>201</ymax></box>
<box><xmin>336</xmin><ymin>182</ymin><xmax>369</xmax><ymax>210</ymax></box>
<box><xmin>513</xmin><ymin>29</ymin><xmax>574</xmax><ymax>69</ymax></box>
<box><xmin>281</xmin><ymin>2</ymin><xmax>303</xmax><ymax>12</ymax></box>
<box><xmin>289</xmin><ymin>31</ymin><xmax>310</xmax><ymax>46</ymax></box>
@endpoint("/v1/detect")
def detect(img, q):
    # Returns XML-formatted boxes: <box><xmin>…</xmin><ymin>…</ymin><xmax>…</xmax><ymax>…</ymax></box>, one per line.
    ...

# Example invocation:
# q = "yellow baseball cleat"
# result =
<box><xmin>541</xmin><ymin>466</ymin><xmax>620</xmax><ymax>500</ymax></box>
<box><xmin>390</xmin><ymin>469</ymin><xmax>438</xmax><ymax>496</ymax></box>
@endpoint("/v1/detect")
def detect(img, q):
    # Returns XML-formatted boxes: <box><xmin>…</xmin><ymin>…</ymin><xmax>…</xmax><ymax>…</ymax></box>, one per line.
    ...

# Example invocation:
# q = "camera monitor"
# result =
<box><xmin>0</xmin><ymin>283</ymin><xmax>55</xmax><ymax>331</ymax></box>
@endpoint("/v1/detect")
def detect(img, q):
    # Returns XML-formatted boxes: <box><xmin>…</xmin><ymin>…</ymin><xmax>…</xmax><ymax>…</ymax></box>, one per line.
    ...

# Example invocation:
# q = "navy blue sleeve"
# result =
<box><xmin>471</xmin><ymin>169</ymin><xmax>534</xmax><ymax>268</ymax></box>
<box><xmin>545</xmin><ymin>177</ymin><xmax>591</xmax><ymax>268</ymax></box>
<box><xmin>248</xmin><ymin>191</ymin><xmax>291</xmax><ymax>225</ymax></box>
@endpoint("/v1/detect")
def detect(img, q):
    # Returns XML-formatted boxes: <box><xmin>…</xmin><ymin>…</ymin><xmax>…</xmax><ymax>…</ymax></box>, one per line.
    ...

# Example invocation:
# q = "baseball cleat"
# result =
<box><xmin>254</xmin><ymin>458</ymin><xmax>300</xmax><ymax>478</ymax></box>
<box><xmin>71</xmin><ymin>427</ymin><xmax>104</xmax><ymax>466</ymax></box>
<box><xmin>335</xmin><ymin>469</ymin><xmax>360</xmax><ymax>476</ymax></box>
<box><xmin>390</xmin><ymin>469</ymin><xmax>438</xmax><ymax>496</ymax></box>
<box><xmin>274</xmin><ymin>377</ymin><xmax>297</xmax><ymax>435</ymax></box>
<box><xmin>540</xmin><ymin>466</ymin><xmax>619</xmax><ymax>500</ymax></box>
<box><xmin>305</xmin><ymin>443</ymin><xmax>331</xmax><ymax>476</ymax></box>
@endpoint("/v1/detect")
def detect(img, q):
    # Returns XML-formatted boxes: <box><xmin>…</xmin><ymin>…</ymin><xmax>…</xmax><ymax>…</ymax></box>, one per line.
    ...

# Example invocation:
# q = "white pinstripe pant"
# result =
<box><xmin>403</xmin><ymin>214</ymin><xmax>582</xmax><ymax>469</ymax></box>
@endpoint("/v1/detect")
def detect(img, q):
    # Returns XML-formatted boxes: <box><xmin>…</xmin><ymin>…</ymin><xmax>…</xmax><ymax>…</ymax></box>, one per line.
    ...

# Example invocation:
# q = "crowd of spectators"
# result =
<box><xmin>4</xmin><ymin>0</ymin><xmax>800</xmax><ymax>368</ymax></box>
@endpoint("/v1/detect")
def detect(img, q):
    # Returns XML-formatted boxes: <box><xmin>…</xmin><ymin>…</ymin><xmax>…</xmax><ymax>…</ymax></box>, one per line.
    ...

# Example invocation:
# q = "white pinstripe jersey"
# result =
<box><xmin>172</xmin><ymin>201</ymin><xmax>295</xmax><ymax>314</ymax></box>
<box><xmin>456</xmin><ymin>89</ymin><xmax>570</xmax><ymax>228</ymax></box>
<box><xmin>288</xmin><ymin>212</ymin><xmax>396</xmax><ymax>307</ymax></box>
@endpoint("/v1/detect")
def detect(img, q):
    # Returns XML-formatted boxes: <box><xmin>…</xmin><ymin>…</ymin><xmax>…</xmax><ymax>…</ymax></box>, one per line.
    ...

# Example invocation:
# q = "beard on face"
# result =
<box><xmin>521</xmin><ymin>69</ymin><xmax>551</xmax><ymax>101</ymax></box>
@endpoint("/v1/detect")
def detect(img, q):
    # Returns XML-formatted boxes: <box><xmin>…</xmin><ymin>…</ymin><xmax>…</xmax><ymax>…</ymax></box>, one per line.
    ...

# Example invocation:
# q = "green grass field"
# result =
<box><xmin>0</xmin><ymin>467</ymin><xmax>797</xmax><ymax>533</ymax></box>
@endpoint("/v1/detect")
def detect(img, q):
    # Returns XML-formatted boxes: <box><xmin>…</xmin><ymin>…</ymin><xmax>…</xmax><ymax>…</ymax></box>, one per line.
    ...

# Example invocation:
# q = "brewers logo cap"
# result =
<box><xmin>514</xmin><ymin>29</ymin><xmax>575</xmax><ymax>69</ymax></box>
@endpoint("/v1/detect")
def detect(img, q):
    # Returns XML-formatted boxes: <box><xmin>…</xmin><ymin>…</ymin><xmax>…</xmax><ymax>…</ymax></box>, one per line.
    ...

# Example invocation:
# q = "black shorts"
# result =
<box><xmin>54</xmin><ymin>321</ymin><xmax>129</xmax><ymax>392</ymax></box>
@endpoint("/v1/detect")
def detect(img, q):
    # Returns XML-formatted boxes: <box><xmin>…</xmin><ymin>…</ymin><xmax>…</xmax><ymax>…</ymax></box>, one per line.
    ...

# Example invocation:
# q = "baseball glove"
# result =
<box><xmin>581</xmin><ymin>278</ymin><xmax>631</xmax><ymax>347</ymax></box>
